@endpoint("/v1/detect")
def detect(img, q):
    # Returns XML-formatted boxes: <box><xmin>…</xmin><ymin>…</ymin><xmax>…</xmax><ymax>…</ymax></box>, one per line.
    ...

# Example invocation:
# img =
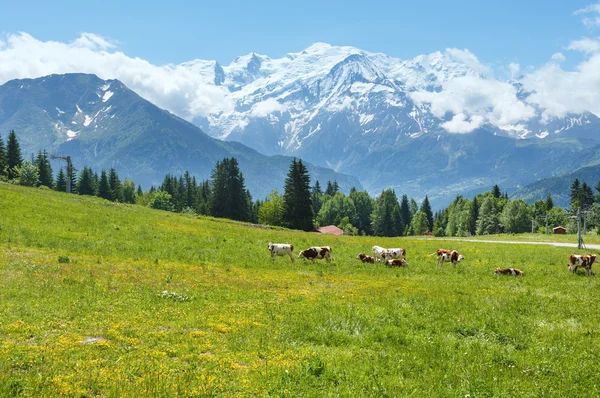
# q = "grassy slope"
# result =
<box><xmin>1</xmin><ymin>183</ymin><xmax>599</xmax><ymax>397</ymax></box>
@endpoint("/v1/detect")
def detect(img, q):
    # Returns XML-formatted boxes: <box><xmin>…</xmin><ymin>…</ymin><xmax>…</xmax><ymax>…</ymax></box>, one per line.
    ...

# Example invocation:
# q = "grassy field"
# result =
<box><xmin>1</xmin><ymin>183</ymin><xmax>600</xmax><ymax>397</ymax></box>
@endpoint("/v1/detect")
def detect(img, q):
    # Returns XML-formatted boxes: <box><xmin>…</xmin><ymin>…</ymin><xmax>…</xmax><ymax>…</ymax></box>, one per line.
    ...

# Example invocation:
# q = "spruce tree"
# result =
<box><xmin>311</xmin><ymin>181</ymin><xmax>324</xmax><ymax>215</ymax></box>
<box><xmin>6</xmin><ymin>130</ymin><xmax>23</xmax><ymax>180</ymax></box>
<box><xmin>545</xmin><ymin>194</ymin><xmax>554</xmax><ymax>211</ymax></box>
<box><xmin>283</xmin><ymin>158</ymin><xmax>314</xmax><ymax>231</ymax></box>
<box><xmin>582</xmin><ymin>182</ymin><xmax>594</xmax><ymax>211</ymax></box>
<box><xmin>419</xmin><ymin>195</ymin><xmax>434</xmax><ymax>232</ymax></box>
<box><xmin>98</xmin><ymin>170</ymin><xmax>111</xmax><ymax>200</ymax></box>
<box><xmin>0</xmin><ymin>134</ymin><xmax>7</xmax><ymax>177</ymax></box>
<box><xmin>77</xmin><ymin>166</ymin><xmax>96</xmax><ymax>196</ymax></box>
<box><xmin>210</xmin><ymin>158</ymin><xmax>251</xmax><ymax>221</ymax></box>
<box><xmin>137</xmin><ymin>185</ymin><xmax>143</xmax><ymax>197</ymax></box>
<box><xmin>55</xmin><ymin>168</ymin><xmax>67</xmax><ymax>192</ymax></box>
<box><xmin>570</xmin><ymin>178</ymin><xmax>581</xmax><ymax>210</ymax></box>
<box><xmin>492</xmin><ymin>184</ymin><xmax>501</xmax><ymax>199</ymax></box>
<box><xmin>400</xmin><ymin>195</ymin><xmax>411</xmax><ymax>233</ymax></box>
<box><xmin>469</xmin><ymin>196</ymin><xmax>479</xmax><ymax>236</ymax></box>
<box><xmin>36</xmin><ymin>150</ymin><xmax>54</xmax><ymax>188</ymax></box>
<box><xmin>108</xmin><ymin>168</ymin><xmax>123</xmax><ymax>202</ymax></box>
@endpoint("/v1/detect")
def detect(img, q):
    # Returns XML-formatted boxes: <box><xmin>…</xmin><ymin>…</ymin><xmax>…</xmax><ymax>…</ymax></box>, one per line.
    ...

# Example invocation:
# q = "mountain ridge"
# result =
<box><xmin>0</xmin><ymin>73</ymin><xmax>363</xmax><ymax>199</ymax></box>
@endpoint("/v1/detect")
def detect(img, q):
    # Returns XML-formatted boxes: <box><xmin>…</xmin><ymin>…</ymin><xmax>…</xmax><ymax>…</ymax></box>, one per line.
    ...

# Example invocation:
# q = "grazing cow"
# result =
<box><xmin>298</xmin><ymin>246</ymin><xmax>332</xmax><ymax>263</ymax></box>
<box><xmin>432</xmin><ymin>249</ymin><xmax>464</xmax><ymax>267</ymax></box>
<box><xmin>568</xmin><ymin>254</ymin><xmax>597</xmax><ymax>276</ymax></box>
<box><xmin>385</xmin><ymin>258</ymin><xmax>408</xmax><ymax>267</ymax></box>
<box><xmin>267</xmin><ymin>242</ymin><xmax>294</xmax><ymax>263</ymax></box>
<box><xmin>386</xmin><ymin>248</ymin><xmax>406</xmax><ymax>260</ymax></box>
<box><xmin>356</xmin><ymin>253</ymin><xmax>375</xmax><ymax>263</ymax></box>
<box><xmin>494</xmin><ymin>268</ymin><xmax>524</xmax><ymax>276</ymax></box>
<box><xmin>372</xmin><ymin>245</ymin><xmax>389</xmax><ymax>262</ymax></box>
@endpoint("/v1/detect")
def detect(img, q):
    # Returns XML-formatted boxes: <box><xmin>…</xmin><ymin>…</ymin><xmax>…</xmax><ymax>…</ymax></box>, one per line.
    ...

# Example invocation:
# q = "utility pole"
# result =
<box><xmin>545</xmin><ymin>211</ymin><xmax>549</xmax><ymax>235</ymax></box>
<box><xmin>531</xmin><ymin>217</ymin><xmax>535</xmax><ymax>233</ymax></box>
<box><xmin>50</xmin><ymin>155</ymin><xmax>73</xmax><ymax>193</ymax></box>
<box><xmin>577</xmin><ymin>208</ymin><xmax>582</xmax><ymax>250</ymax></box>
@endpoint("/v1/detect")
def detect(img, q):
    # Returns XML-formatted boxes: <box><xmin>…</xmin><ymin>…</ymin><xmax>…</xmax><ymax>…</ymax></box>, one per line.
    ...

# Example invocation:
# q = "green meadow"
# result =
<box><xmin>1</xmin><ymin>183</ymin><xmax>599</xmax><ymax>397</ymax></box>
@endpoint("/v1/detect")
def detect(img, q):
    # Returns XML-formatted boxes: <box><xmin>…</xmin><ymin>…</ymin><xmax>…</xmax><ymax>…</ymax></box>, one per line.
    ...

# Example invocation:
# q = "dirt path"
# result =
<box><xmin>429</xmin><ymin>238</ymin><xmax>600</xmax><ymax>251</ymax></box>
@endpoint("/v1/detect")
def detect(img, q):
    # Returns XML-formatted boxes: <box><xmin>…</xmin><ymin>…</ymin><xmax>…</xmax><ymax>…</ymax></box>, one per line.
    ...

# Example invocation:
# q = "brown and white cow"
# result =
<box><xmin>385</xmin><ymin>258</ymin><xmax>408</xmax><ymax>267</ymax></box>
<box><xmin>386</xmin><ymin>248</ymin><xmax>406</xmax><ymax>260</ymax></box>
<box><xmin>268</xmin><ymin>242</ymin><xmax>294</xmax><ymax>263</ymax></box>
<box><xmin>568</xmin><ymin>254</ymin><xmax>597</xmax><ymax>276</ymax></box>
<box><xmin>372</xmin><ymin>245</ymin><xmax>389</xmax><ymax>262</ymax></box>
<box><xmin>298</xmin><ymin>246</ymin><xmax>332</xmax><ymax>263</ymax></box>
<box><xmin>494</xmin><ymin>268</ymin><xmax>524</xmax><ymax>276</ymax></box>
<box><xmin>433</xmin><ymin>249</ymin><xmax>464</xmax><ymax>267</ymax></box>
<box><xmin>356</xmin><ymin>253</ymin><xmax>375</xmax><ymax>263</ymax></box>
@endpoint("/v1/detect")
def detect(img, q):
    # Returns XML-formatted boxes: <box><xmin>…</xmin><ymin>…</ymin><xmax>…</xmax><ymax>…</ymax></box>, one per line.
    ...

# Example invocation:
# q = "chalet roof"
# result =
<box><xmin>316</xmin><ymin>225</ymin><xmax>344</xmax><ymax>236</ymax></box>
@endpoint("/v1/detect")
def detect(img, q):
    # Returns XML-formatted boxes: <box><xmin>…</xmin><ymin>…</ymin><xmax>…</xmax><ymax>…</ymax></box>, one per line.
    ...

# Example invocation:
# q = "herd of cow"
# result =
<box><xmin>267</xmin><ymin>242</ymin><xmax>598</xmax><ymax>276</ymax></box>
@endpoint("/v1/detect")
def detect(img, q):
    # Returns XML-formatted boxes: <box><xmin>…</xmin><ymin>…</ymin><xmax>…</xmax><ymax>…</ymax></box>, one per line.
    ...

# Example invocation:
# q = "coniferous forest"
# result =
<box><xmin>2</xmin><ymin>131</ymin><xmax>599</xmax><ymax>236</ymax></box>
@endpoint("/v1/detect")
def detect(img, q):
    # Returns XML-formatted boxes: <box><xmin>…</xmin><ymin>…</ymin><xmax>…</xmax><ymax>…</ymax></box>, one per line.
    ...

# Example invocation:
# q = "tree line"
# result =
<box><xmin>2</xmin><ymin>130</ymin><xmax>599</xmax><ymax>236</ymax></box>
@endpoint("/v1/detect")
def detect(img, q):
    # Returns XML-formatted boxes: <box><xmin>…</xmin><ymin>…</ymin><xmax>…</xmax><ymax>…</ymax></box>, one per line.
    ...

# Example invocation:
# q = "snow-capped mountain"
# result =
<box><xmin>182</xmin><ymin>43</ymin><xmax>600</xmax><ymax>206</ymax></box>
<box><xmin>0</xmin><ymin>73</ymin><xmax>362</xmax><ymax>198</ymax></box>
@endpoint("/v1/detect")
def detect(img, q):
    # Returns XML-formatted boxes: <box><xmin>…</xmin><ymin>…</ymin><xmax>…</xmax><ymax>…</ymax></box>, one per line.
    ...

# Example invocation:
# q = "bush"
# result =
<box><xmin>58</xmin><ymin>255</ymin><xmax>70</xmax><ymax>263</ymax></box>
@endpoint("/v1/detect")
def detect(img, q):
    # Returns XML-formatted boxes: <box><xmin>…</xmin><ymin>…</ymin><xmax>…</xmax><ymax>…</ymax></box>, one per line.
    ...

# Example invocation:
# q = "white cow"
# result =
<box><xmin>372</xmin><ymin>245</ymin><xmax>389</xmax><ymax>262</ymax></box>
<box><xmin>386</xmin><ymin>248</ymin><xmax>406</xmax><ymax>260</ymax></box>
<box><xmin>268</xmin><ymin>242</ymin><xmax>294</xmax><ymax>263</ymax></box>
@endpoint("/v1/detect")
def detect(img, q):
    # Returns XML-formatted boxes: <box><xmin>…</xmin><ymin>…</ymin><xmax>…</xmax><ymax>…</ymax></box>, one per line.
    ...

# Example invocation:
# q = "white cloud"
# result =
<box><xmin>444</xmin><ymin>48</ymin><xmax>490</xmax><ymax>76</ymax></box>
<box><xmin>440</xmin><ymin>113</ymin><xmax>485</xmax><ymax>133</ymax></box>
<box><xmin>574</xmin><ymin>3</ymin><xmax>600</xmax><ymax>28</ymax></box>
<box><xmin>0</xmin><ymin>32</ymin><xmax>233</xmax><ymax>119</ymax></box>
<box><xmin>567</xmin><ymin>37</ymin><xmax>600</xmax><ymax>53</ymax></box>
<box><xmin>250</xmin><ymin>98</ymin><xmax>285</xmax><ymax>117</ymax></box>
<box><xmin>521</xmin><ymin>53</ymin><xmax>600</xmax><ymax>120</ymax></box>
<box><xmin>509</xmin><ymin>62</ymin><xmax>520</xmax><ymax>77</ymax></box>
<box><xmin>410</xmin><ymin>75</ymin><xmax>536</xmax><ymax>133</ymax></box>
<box><xmin>551</xmin><ymin>52</ymin><xmax>566</xmax><ymax>62</ymax></box>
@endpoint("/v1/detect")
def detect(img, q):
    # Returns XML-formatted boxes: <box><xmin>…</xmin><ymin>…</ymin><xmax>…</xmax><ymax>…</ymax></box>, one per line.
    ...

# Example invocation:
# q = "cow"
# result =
<box><xmin>298</xmin><ymin>246</ymin><xmax>332</xmax><ymax>263</ymax></box>
<box><xmin>386</xmin><ymin>248</ymin><xmax>406</xmax><ymax>260</ymax></box>
<box><xmin>356</xmin><ymin>253</ymin><xmax>375</xmax><ymax>263</ymax></box>
<box><xmin>267</xmin><ymin>242</ymin><xmax>294</xmax><ymax>263</ymax></box>
<box><xmin>568</xmin><ymin>254</ymin><xmax>597</xmax><ymax>276</ymax></box>
<box><xmin>431</xmin><ymin>249</ymin><xmax>464</xmax><ymax>267</ymax></box>
<box><xmin>494</xmin><ymin>268</ymin><xmax>524</xmax><ymax>276</ymax></box>
<box><xmin>372</xmin><ymin>245</ymin><xmax>389</xmax><ymax>262</ymax></box>
<box><xmin>385</xmin><ymin>258</ymin><xmax>408</xmax><ymax>267</ymax></box>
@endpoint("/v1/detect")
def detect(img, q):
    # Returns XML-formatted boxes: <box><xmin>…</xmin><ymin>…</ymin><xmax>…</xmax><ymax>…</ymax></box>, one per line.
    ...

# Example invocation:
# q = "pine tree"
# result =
<box><xmin>137</xmin><ymin>185</ymin><xmax>143</xmax><ymax>197</ymax></box>
<box><xmin>55</xmin><ymin>168</ymin><xmax>67</xmax><ymax>192</ymax></box>
<box><xmin>36</xmin><ymin>150</ymin><xmax>54</xmax><ymax>188</ymax></box>
<box><xmin>0</xmin><ymin>134</ymin><xmax>7</xmax><ymax>177</ymax></box>
<box><xmin>108</xmin><ymin>168</ymin><xmax>123</xmax><ymax>202</ymax></box>
<box><xmin>6</xmin><ymin>130</ymin><xmax>23</xmax><ymax>180</ymax></box>
<box><xmin>545</xmin><ymin>194</ymin><xmax>554</xmax><ymax>211</ymax></box>
<box><xmin>582</xmin><ymin>182</ymin><xmax>594</xmax><ymax>211</ymax></box>
<box><xmin>570</xmin><ymin>178</ymin><xmax>581</xmax><ymax>210</ymax></box>
<box><xmin>311</xmin><ymin>181</ymin><xmax>324</xmax><ymax>215</ymax></box>
<box><xmin>77</xmin><ymin>166</ymin><xmax>96</xmax><ymax>196</ymax></box>
<box><xmin>283</xmin><ymin>158</ymin><xmax>314</xmax><ymax>231</ymax></box>
<box><xmin>97</xmin><ymin>170</ymin><xmax>111</xmax><ymax>200</ymax></box>
<box><xmin>492</xmin><ymin>184</ymin><xmax>501</xmax><ymax>199</ymax></box>
<box><xmin>409</xmin><ymin>198</ymin><xmax>418</xmax><ymax>217</ymax></box>
<box><xmin>324</xmin><ymin>181</ymin><xmax>335</xmax><ymax>196</ymax></box>
<box><xmin>419</xmin><ymin>196</ymin><xmax>434</xmax><ymax>232</ymax></box>
<box><xmin>400</xmin><ymin>195</ymin><xmax>411</xmax><ymax>233</ymax></box>
<box><xmin>469</xmin><ymin>196</ymin><xmax>479</xmax><ymax>236</ymax></box>
<box><xmin>210</xmin><ymin>158</ymin><xmax>251</xmax><ymax>221</ymax></box>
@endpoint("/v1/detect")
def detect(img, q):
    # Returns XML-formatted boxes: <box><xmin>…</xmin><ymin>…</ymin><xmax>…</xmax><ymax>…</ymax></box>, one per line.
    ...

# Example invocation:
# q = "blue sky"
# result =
<box><xmin>2</xmin><ymin>0</ymin><xmax>595</xmax><ymax>67</ymax></box>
